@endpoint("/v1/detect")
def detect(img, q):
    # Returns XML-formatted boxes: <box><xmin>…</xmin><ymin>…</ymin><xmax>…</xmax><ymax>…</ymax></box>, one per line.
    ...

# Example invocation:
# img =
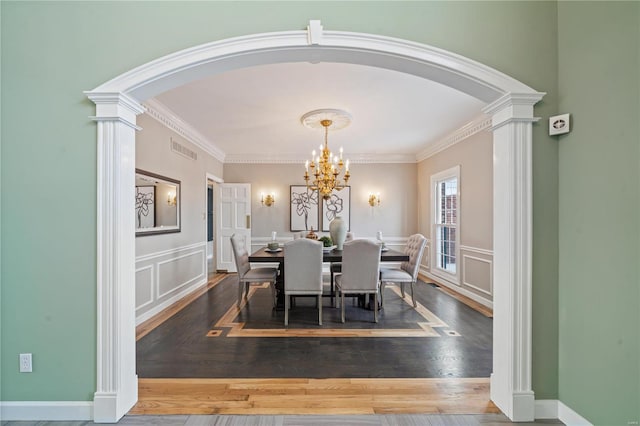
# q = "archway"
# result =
<box><xmin>86</xmin><ymin>20</ymin><xmax>544</xmax><ymax>423</ymax></box>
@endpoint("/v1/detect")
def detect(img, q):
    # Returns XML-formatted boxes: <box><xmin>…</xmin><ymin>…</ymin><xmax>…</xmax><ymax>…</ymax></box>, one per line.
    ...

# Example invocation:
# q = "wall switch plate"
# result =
<box><xmin>19</xmin><ymin>353</ymin><xmax>32</xmax><ymax>373</ymax></box>
<box><xmin>549</xmin><ymin>113</ymin><xmax>570</xmax><ymax>135</ymax></box>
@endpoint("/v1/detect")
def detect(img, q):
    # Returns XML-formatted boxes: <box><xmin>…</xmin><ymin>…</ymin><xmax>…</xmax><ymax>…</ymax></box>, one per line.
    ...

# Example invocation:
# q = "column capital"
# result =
<box><xmin>482</xmin><ymin>92</ymin><xmax>545</xmax><ymax>130</ymax></box>
<box><xmin>85</xmin><ymin>91</ymin><xmax>144</xmax><ymax>129</ymax></box>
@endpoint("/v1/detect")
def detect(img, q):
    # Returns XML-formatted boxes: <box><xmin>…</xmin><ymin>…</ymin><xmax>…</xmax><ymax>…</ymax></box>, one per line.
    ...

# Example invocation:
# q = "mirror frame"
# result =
<box><xmin>135</xmin><ymin>168</ymin><xmax>181</xmax><ymax>237</ymax></box>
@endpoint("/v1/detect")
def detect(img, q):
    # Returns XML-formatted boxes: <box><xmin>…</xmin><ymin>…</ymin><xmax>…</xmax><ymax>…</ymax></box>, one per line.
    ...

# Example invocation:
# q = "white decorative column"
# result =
<box><xmin>86</xmin><ymin>92</ymin><xmax>144</xmax><ymax>423</ymax></box>
<box><xmin>483</xmin><ymin>92</ymin><xmax>544</xmax><ymax>422</ymax></box>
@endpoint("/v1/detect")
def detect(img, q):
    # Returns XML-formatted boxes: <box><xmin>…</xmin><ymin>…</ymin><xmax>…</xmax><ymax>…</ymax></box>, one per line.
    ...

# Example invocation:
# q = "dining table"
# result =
<box><xmin>248</xmin><ymin>245</ymin><xmax>409</xmax><ymax>310</ymax></box>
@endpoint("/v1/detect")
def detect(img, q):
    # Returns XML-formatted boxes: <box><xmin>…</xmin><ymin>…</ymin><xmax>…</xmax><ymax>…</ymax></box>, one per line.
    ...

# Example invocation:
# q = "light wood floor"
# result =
<box><xmin>131</xmin><ymin>377</ymin><xmax>499</xmax><ymax>416</ymax></box>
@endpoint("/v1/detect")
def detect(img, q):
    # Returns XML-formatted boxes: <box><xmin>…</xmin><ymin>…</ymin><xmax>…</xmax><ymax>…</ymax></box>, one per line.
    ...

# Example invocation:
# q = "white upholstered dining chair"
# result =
<box><xmin>230</xmin><ymin>233</ymin><xmax>278</xmax><ymax>308</ymax></box>
<box><xmin>334</xmin><ymin>239</ymin><xmax>382</xmax><ymax>323</ymax></box>
<box><xmin>380</xmin><ymin>233</ymin><xmax>427</xmax><ymax>308</ymax></box>
<box><xmin>283</xmin><ymin>238</ymin><xmax>324</xmax><ymax>326</ymax></box>
<box><xmin>329</xmin><ymin>231</ymin><xmax>354</xmax><ymax>306</ymax></box>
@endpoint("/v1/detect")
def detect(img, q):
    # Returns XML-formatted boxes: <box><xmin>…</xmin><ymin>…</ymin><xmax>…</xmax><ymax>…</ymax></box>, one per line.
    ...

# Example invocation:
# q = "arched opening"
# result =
<box><xmin>86</xmin><ymin>21</ymin><xmax>543</xmax><ymax>423</ymax></box>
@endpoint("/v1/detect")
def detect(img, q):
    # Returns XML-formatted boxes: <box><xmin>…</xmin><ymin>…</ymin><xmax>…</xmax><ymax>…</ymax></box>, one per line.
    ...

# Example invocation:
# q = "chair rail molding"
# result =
<box><xmin>86</xmin><ymin>20</ymin><xmax>544</xmax><ymax>422</ymax></box>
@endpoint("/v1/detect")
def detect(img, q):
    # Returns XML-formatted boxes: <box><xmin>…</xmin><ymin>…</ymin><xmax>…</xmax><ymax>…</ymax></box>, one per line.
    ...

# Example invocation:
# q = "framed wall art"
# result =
<box><xmin>321</xmin><ymin>186</ymin><xmax>350</xmax><ymax>231</ymax></box>
<box><xmin>290</xmin><ymin>185</ymin><xmax>319</xmax><ymax>232</ymax></box>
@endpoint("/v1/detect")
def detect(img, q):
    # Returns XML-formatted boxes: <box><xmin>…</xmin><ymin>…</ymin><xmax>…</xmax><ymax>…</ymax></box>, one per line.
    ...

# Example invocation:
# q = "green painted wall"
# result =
<box><xmin>557</xmin><ymin>2</ymin><xmax>640</xmax><ymax>425</ymax></box>
<box><xmin>0</xmin><ymin>1</ymin><xmax>559</xmax><ymax>403</ymax></box>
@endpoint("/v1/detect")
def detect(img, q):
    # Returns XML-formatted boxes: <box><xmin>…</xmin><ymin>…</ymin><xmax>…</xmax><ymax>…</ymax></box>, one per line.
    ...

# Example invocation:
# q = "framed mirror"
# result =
<box><xmin>135</xmin><ymin>169</ymin><xmax>181</xmax><ymax>236</ymax></box>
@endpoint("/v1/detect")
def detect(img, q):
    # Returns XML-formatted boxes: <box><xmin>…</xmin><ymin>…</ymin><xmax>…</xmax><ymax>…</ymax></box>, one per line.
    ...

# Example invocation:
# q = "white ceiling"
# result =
<box><xmin>152</xmin><ymin>62</ymin><xmax>486</xmax><ymax>163</ymax></box>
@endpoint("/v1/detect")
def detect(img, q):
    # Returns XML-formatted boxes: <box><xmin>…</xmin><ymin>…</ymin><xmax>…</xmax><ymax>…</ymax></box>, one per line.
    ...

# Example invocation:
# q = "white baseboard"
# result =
<box><xmin>535</xmin><ymin>399</ymin><xmax>559</xmax><ymax>419</ymax></box>
<box><xmin>135</xmin><ymin>277</ymin><xmax>207</xmax><ymax>325</ymax></box>
<box><xmin>558</xmin><ymin>400</ymin><xmax>593</xmax><ymax>425</ymax></box>
<box><xmin>0</xmin><ymin>401</ymin><xmax>92</xmax><ymax>421</ymax></box>
<box><xmin>534</xmin><ymin>399</ymin><xmax>592</xmax><ymax>425</ymax></box>
<box><xmin>421</xmin><ymin>269</ymin><xmax>493</xmax><ymax>309</ymax></box>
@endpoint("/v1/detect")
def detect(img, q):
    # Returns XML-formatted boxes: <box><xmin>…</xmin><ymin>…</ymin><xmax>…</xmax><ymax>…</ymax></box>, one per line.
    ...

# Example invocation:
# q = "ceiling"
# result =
<box><xmin>151</xmin><ymin>61</ymin><xmax>487</xmax><ymax>163</ymax></box>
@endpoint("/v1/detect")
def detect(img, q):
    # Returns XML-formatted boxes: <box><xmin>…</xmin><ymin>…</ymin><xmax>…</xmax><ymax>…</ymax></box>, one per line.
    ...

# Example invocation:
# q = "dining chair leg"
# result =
<box><xmin>410</xmin><ymin>281</ymin><xmax>417</xmax><ymax>308</ymax></box>
<box><xmin>284</xmin><ymin>293</ymin><xmax>289</xmax><ymax>326</ymax></box>
<box><xmin>400</xmin><ymin>282</ymin><xmax>406</xmax><ymax>298</ymax></box>
<box><xmin>374</xmin><ymin>293</ymin><xmax>378</xmax><ymax>323</ymax></box>
<box><xmin>380</xmin><ymin>282</ymin><xmax>386</xmax><ymax>308</ymax></box>
<box><xmin>270</xmin><ymin>282</ymin><xmax>277</xmax><ymax>308</ymax></box>
<box><xmin>330</xmin><ymin>270</ymin><xmax>335</xmax><ymax>307</ymax></box>
<box><xmin>318</xmin><ymin>295</ymin><xmax>323</xmax><ymax>326</ymax></box>
<box><xmin>237</xmin><ymin>280</ymin><xmax>244</xmax><ymax>307</ymax></box>
<box><xmin>341</xmin><ymin>292</ymin><xmax>345</xmax><ymax>323</ymax></box>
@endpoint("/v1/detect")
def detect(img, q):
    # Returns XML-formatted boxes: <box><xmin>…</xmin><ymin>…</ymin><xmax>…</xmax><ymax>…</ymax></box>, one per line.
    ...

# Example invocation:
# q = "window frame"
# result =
<box><xmin>430</xmin><ymin>165</ymin><xmax>461</xmax><ymax>284</ymax></box>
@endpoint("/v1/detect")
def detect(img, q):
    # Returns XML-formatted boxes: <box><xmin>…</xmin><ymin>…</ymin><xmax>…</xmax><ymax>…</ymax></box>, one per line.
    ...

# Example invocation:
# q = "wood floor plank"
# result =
<box><xmin>136</xmin><ymin>274</ymin><xmax>228</xmax><ymax>340</ymax></box>
<box><xmin>131</xmin><ymin>378</ymin><xmax>499</xmax><ymax>416</ymax></box>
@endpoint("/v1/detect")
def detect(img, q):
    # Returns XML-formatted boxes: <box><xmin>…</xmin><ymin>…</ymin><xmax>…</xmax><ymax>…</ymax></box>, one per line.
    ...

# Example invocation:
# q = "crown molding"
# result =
<box><xmin>224</xmin><ymin>152</ymin><xmax>416</xmax><ymax>164</ymax></box>
<box><xmin>416</xmin><ymin>115</ymin><xmax>492</xmax><ymax>162</ymax></box>
<box><xmin>143</xmin><ymin>99</ymin><xmax>226</xmax><ymax>163</ymax></box>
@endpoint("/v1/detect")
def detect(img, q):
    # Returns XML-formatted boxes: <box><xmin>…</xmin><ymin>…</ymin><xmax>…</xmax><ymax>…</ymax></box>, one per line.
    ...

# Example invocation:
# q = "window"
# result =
<box><xmin>431</xmin><ymin>166</ymin><xmax>459</xmax><ymax>280</ymax></box>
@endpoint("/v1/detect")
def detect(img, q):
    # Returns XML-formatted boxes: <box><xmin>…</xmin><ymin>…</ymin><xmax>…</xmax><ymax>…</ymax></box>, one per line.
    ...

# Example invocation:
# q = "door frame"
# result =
<box><xmin>206</xmin><ymin>173</ymin><xmax>224</xmax><ymax>277</ymax></box>
<box><xmin>86</xmin><ymin>20</ymin><xmax>544</xmax><ymax>422</ymax></box>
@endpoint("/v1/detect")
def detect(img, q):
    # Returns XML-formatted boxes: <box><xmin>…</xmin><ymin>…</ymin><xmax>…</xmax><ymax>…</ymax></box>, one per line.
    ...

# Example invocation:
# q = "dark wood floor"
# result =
<box><xmin>136</xmin><ymin>275</ymin><xmax>492</xmax><ymax>379</ymax></box>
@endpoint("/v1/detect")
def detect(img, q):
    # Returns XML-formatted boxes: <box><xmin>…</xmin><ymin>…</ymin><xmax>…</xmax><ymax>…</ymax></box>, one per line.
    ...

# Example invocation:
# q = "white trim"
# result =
<box><xmin>535</xmin><ymin>400</ymin><xmax>558</xmax><ymax>419</ymax></box>
<box><xmin>156</xmin><ymin>250</ymin><xmax>205</xmax><ymax>299</ymax></box>
<box><xmin>558</xmin><ymin>401</ymin><xmax>593</xmax><ymax>426</ymax></box>
<box><xmin>422</xmin><ymin>268</ymin><xmax>493</xmax><ymax>309</ymax></box>
<box><xmin>462</xmin><ymin>254</ymin><xmax>493</xmax><ymax>296</ymax></box>
<box><xmin>430</xmin><ymin>165</ymin><xmax>461</xmax><ymax>284</ymax></box>
<box><xmin>135</xmin><ymin>277</ymin><xmax>207</xmax><ymax>325</ymax></box>
<box><xmin>224</xmin><ymin>152</ymin><xmax>416</xmax><ymax>164</ymax></box>
<box><xmin>135</xmin><ymin>241</ymin><xmax>205</xmax><ymax>263</ymax></box>
<box><xmin>143</xmin><ymin>99</ymin><xmax>226</xmax><ymax>162</ymax></box>
<box><xmin>206</xmin><ymin>172</ymin><xmax>224</xmax><ymax>184</ymax></box>
<box><xmin>86</xmin><ymin>21</ymin><xmax>544</xmax><ymax>422</ymax></box>
<box><xmin>90</xmin><ymin>25</ymin><xmax>535</xmax><ymax>102</ymax></box>
<box><xmin>0</xmin><ymin>401</ymin><xmax>93</xmax><ymax>421</ymax></box>
<box><xmin>534</xmin><ymin>400</ymin><xmax>593</xmax><ymax>425</ymax></box>
<box><xmin>459</xmin><ymin>244</ymin><xmax>493</xmax><ymax>256</ymax></box>
<box><xmin>416</xmin><ymin>115</ymin><xmax>492</xmax><ymax>161</ymax></box>
<box><xmin>485</xmin><ymin>92</ymin><xmax>543</xmax><ymax>422</ymax></box>
<box><xmin>134</xmin><ymin>264</ymin><xmax>154</xmax><ymax>311</ymax></box>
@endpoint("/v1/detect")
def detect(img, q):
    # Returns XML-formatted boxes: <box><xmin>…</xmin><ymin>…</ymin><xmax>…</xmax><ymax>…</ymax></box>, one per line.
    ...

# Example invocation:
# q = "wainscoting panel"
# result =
<box><xmin>135</xmin><ymin>265</ymin><xmax>154</xmax><ymax>312</ymax></box>
<box><xmin>462</xmin><ymin>254</ymin><xmax>492</xmax><ymax>296</ymax></box>
<box><xmin>460</xmin><ymin>246</ymin><xmax>493</xmax><ymax>300</ymax></box>
<box><xmin>135</xmin><ymin>242</ymin><xmax>207</xmax><ymax>324</ymax></box>
<box><xmin>422</xmin><ymin>242</ymin><xmax>493</xmax><ymax>308</ymax></box>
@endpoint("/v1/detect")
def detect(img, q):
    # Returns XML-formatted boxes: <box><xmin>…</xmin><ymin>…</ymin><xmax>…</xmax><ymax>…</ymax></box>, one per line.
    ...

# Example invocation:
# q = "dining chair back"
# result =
<box><xmin>334</xmin><ymin>239</ymin><xmax>381</xmax><ymax>323</ymax></box>
<box><xmin>230</xmin><ymin>233</ymin><xmax>278</xmax><ymax>308</ymax></box>
<box><xmin>329</xmin><ymin>231</ymin><xmax>354</xmax><ymax>306</ymax></box>
<box><xmin>283</xmin><ymin>238</ymin><xmax>324</xmax><ymax>326</ymax></box>
<box><xmin>380</xmin><ymin>233</ymin><xmax>427</xmax><ymax>308</ymax></box>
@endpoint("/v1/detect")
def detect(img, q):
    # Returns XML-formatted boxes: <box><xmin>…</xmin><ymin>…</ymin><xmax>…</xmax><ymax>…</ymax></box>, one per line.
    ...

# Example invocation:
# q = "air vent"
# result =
<box><xmin>171</xmin><ymin>138</ymin><xmax>197</xmax><ymax>161</ymax></box>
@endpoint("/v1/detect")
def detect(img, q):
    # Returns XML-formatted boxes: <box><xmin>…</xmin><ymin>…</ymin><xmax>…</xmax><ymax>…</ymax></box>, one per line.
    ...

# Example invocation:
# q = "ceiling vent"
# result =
<box><xmin>171</xmin><ymin>138</ymin><xmax>197</xmax><ymax>161</ymax></box>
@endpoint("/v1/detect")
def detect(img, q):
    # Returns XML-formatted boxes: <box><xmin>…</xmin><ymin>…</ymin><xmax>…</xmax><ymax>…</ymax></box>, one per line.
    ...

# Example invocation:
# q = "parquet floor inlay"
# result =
<box><xmin>209</xmin><ymin>283</ymin><xmax>448</xmax><ymax>338</ymax></box>
<box><xmin>136</xmin><ymin>275</ymin><xmax>493</xmax><ymax>379</ymax></box>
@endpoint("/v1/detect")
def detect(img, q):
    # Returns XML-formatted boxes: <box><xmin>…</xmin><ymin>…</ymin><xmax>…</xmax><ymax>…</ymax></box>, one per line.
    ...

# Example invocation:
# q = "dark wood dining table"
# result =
<box><xmin>248</xmin><ymin>245</ymin><xmax>409</xmax><ymax>309</ymax></box>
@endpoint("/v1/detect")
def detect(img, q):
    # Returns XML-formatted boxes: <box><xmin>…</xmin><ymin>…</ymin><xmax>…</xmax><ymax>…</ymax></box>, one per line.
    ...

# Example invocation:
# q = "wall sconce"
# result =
<box><xmin>261</xmin><ymin>192</ymin><xmax>275</xmax><ymax>207</ymax></box>
<box><xmin>167</xmin><ymin>192</ymin><xmax>177</xmax><ymax>206</ymax></box>
<box><xmin>368</xmin><ymin>193</ymin><xmax>381</xmax><ymax>207</ymax></box>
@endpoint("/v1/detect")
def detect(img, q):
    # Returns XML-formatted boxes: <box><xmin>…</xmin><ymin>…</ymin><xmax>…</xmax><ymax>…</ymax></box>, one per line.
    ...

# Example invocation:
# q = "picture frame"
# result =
<box><xmin>290</xmin><ymin>185</ymin><xmax>319</xmax><ymax>232</ymax></box>
<box><xmin>135</xmin><ymin>186</ymin><xmax>156</xmax><ymax>229</ymax></box>
<box><xmin>321</xmin><ymin>186</ymin><xmax>350</xmax><ymax>231</ymax></box>
<box><xmin>135</xmin><ymin>169</ymin><xmax>181</xmax><ymax>237</ymax></box>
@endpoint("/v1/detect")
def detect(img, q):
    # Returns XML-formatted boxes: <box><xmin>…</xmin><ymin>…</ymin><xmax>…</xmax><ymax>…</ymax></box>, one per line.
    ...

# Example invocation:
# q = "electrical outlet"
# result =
<box><xmin>19</xmin><ymin>353</ymin><xmax>32</xmax><ymax>373</ymax></box>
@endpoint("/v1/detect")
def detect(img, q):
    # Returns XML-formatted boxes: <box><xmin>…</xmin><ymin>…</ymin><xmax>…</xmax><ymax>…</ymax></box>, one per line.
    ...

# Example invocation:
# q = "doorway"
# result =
<box><xmin>87</xmin><ymin>22</ymin><xmax>543</xmax><ymax>422</ymax></box>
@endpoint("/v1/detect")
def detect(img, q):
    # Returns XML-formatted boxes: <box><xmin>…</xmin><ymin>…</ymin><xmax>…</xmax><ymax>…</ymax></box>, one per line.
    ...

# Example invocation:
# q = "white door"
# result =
<box><xmin>216</xmin><ymin>183</ymin><xmax>251</xmax><ymax>272</ymax></box>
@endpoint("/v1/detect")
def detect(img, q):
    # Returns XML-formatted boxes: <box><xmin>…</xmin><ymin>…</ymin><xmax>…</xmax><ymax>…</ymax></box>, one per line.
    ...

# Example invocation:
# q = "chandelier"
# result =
<box><xmin>302</xmin><ymin>109</ymin><xmax>351</xmax><ymax>200</ymax></box>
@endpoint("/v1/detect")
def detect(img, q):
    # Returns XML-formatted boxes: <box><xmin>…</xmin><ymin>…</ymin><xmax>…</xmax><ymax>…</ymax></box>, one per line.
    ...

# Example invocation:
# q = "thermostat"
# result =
<box><xmin>549</xmin><ymin>113</ymin><xmax>570</xmax><ymax>136</ymax></box>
